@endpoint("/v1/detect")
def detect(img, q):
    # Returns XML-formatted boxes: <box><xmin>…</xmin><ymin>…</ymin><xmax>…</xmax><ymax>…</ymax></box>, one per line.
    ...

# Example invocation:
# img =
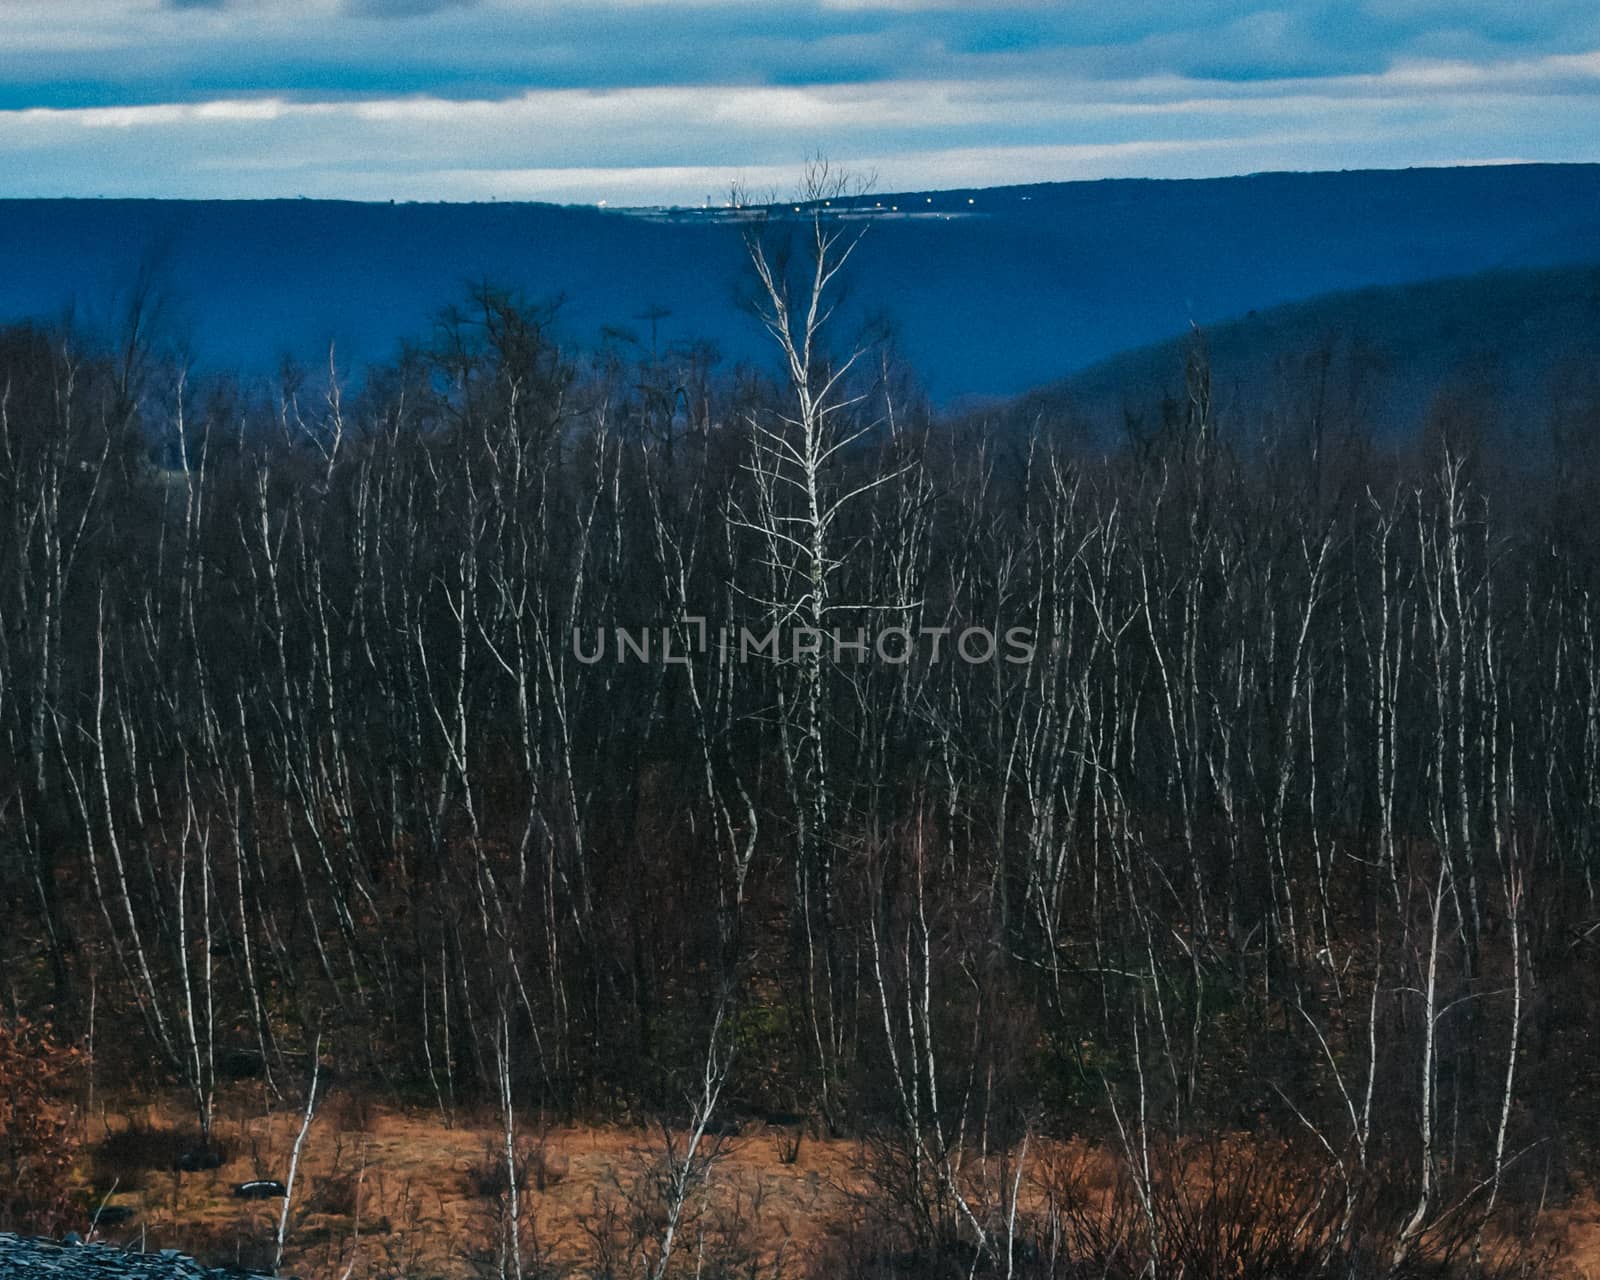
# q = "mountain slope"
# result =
<box><xmin>997</xmin><ymin>262</ymin><xmax>1600</xmax><ymax>446</ymax></box>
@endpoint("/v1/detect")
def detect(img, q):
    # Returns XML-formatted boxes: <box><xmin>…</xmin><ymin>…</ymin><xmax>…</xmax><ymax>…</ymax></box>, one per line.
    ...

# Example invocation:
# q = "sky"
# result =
<box><xmin>2</xmin><ymin>1</ymin><xmax>1599</xmax><ymax>205</ymax></box>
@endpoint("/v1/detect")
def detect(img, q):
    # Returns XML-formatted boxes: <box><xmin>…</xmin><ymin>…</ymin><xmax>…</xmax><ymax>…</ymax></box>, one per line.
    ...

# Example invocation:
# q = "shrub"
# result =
<box><xmin>308</xmin><ymin>1171</ymin><xmax>362</xmax><ymax>1217</ymax></box>
<box><xmin>94</xmin><ymin>1123</ymin><xmax>228</xmax><ymax>1179</ymax></box>
<box><xmin>465</xmin><ymin>1138</ymin><xmax>530</xmax><ymax>1198</ymax></box>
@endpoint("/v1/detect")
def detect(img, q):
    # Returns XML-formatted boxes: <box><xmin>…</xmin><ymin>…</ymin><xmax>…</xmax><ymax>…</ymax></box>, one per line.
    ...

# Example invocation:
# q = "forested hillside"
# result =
<box><xmin>3</xmin><ymin>163</ymin><xmax>1599</xmax><ymax>404</ymax></box>
<box><xmin>1001</xmin><ymin>263</ymin><xmax>1600</xmax><ymax>449</ymax></box>
<box><xmin>2</xmin><ymin>195</ymin><xmax>1599</xmax><ymax>1278</ymax></box>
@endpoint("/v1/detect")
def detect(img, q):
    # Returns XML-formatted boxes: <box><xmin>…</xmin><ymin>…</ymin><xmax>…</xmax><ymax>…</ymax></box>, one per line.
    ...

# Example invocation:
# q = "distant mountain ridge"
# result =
<box><xmin>995</xmin><ymin>262</ymin><xmax>1600</xmax><ymax>447</ymax></box>
<box><xmin>1</xmin><ymin>164</ymin><xmax>1598</xmax><ymax>405</ymax></box>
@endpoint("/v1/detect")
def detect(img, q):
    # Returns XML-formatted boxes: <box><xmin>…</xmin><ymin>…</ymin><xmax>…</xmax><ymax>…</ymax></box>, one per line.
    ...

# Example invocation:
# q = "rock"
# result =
<box><xmin>0</xmin><ymin>1232</ymin><xmax>276</xmax><ymax>1278</ymax></box>
<box><xmin>233</xmin><ymin>1180</ymin><xmax>287</xmax><ymax>1199</ymax></box>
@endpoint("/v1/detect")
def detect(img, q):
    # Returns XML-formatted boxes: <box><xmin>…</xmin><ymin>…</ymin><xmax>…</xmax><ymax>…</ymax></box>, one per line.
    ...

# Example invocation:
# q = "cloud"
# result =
<box><xmin>2</xmin><ymin>49</ymin><xmax>1596</xmax><ymax>205</ymax></box>
<box><xmin>0</xmin><ymin>2</ymin><xmax>1595</xmax><ymax>197</ymax></box>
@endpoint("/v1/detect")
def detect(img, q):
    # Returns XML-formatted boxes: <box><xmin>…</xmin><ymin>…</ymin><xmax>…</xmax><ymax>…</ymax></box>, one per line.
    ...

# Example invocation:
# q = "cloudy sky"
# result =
<box><xmin>2</xmin><ymin>0</ymin><xmax>1598</xmax><ymax>204</ymax></box>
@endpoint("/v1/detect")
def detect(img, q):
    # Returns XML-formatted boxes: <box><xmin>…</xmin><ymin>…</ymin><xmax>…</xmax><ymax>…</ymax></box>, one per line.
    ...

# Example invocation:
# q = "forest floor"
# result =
<box><xmin>72</xmin><ymin>1088</ymin><xmax>1600</xmax><ymax>1279</ymax></box>
<box><xmin>82</xmin><ymin>1086</ymin><xmax>863</xmax><ymax>1278</ymax></box>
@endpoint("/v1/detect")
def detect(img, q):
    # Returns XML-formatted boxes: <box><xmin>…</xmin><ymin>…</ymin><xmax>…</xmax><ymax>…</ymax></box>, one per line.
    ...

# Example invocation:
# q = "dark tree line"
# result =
<box><xmin>2</xmin><ymin>181</ymin><xmax>1598</xmax><ymax>1274</ymax></box>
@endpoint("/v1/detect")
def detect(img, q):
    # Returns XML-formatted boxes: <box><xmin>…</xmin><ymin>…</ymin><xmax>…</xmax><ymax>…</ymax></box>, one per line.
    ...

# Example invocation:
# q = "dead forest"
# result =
<box><xmin>2</xmin><ymin>192</ymin><xmax>1599</xmax><ymax>1278</ymax></box>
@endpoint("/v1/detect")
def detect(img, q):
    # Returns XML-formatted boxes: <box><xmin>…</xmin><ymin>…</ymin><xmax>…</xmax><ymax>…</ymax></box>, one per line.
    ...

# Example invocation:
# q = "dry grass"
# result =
<box><xmin>69</xmin><ymin>1092</ymin><xmax>1600</xmax><ymax>1279</ymax></box>
<box><xmin>77</xmin><ymin>1091</ymin><xmax>856</xmax><ymax>1277</ymax></box>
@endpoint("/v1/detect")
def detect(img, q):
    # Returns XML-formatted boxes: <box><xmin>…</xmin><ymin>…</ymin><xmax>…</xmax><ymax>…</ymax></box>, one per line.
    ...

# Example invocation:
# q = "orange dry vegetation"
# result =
<box><xmin>75</xmin><ymin>1091</ymin><xmax>1600</xmax><ymax>1279</ymax></box>
<box><xmin>83</xmin><ymin>1091</ymin><xmax>860</xmax><ymax>1277</ymax></box>
<box><xmin>0</xmin><ymin>1017</ymin><xmax>83</xmax><ymax>1233</ymax></box>
<box><xmin>1544</xmin><ymin>1190</ymin><xmax>1600</xmax><ymax>1280</ymax></box>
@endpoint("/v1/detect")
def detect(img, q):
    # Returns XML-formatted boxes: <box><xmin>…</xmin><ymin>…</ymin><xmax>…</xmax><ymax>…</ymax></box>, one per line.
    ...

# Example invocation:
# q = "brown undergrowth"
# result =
<box><xmin>48</xmin><ymin>1090</ymin><xmax>1600</xmax><ymax>1279</ymax></box>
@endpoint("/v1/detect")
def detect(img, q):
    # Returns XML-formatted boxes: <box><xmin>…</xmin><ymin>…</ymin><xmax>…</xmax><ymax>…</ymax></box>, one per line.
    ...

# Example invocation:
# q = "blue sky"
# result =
<box><xmin>2</xmin><ymin>0</ymin><xmax>1598</xmax><ymax>204</ymax></box>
